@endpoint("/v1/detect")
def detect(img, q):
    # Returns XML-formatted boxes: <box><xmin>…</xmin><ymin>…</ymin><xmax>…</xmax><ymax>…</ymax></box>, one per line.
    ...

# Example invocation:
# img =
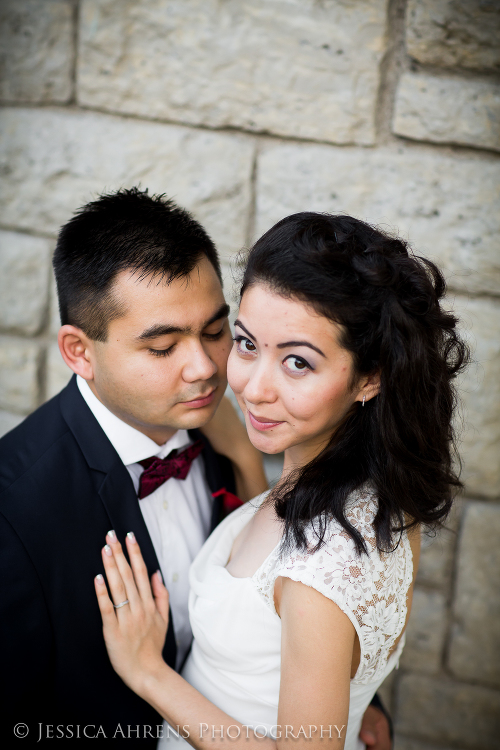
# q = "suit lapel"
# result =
<box><xmin>58</xmin><ymin>378</ymin><xmax>236</xmax><ymax>666</ymax></box>
<box><xmin>59</xmin><ymin>377</ymin><xmax>158</xmax><ymax>555</ymax></box>
<box><xmin>60</xmin><ymin>376</ymin><xmax>177</xmax><ymax>667</ymax></box>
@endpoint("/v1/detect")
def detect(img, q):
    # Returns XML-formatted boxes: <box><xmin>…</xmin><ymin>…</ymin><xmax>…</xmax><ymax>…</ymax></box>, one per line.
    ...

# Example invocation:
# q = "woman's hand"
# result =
<box><xmin>94</xmin><ymin>534</ymin><xmax>275</xmax><ymax>749</ymax></box>
<box><xmin>94</xmin><ymin>531</ymin><xmax>170</xmax><ymax>696</ymax></box>
<box><xmin>200</xmin><ymin>395</ymin><xmax>268</xmax><ymax>501</ymax></box>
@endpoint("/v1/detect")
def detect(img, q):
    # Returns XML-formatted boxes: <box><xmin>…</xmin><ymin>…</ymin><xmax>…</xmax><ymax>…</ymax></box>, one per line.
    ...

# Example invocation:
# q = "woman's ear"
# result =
<box><xmin>356</xmin><ymin>371</ymin><xmax>381</xmax><ymax>405</ymax></box>
<box><xmin>57</xmin><ymin>325</ymin><xmax>95</xmax><ymax>380</ymax></box>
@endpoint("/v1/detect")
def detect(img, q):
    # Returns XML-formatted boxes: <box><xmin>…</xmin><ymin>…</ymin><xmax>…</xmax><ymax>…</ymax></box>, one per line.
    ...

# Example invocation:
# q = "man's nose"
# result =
<box><xmin>182</xmin><ymin>340</ymin><xmax>218</xmax><ymax>382</ymax></box>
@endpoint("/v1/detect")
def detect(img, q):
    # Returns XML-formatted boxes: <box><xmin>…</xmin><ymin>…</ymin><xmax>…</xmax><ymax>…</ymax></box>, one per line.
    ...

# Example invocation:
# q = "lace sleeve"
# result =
<box><xmin>253</xmin><ymin>486</ymin><xmax>413</xmax><ymax>684</ymax></box>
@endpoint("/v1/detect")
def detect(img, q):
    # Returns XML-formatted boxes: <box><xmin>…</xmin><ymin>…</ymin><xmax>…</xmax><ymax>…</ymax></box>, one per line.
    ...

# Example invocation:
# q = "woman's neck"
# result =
<box><xmin>281</xmin><ymin>437</ymin><xmax>331</xmax><ymax>479</ymax></box>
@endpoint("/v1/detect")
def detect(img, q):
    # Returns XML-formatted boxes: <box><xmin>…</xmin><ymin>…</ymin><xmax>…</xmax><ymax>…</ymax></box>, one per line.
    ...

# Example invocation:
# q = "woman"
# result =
<box><xmin>95</xmin><ymin>213</ymin><xmax>468</xmax><ymax>749</ymax></box>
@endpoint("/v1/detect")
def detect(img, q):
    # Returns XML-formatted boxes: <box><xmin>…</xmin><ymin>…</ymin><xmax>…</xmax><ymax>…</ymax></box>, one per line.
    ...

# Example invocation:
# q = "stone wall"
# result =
<box><xmin>0</xmin><ymin>1</ymin><xmax>499</xmax><ymax>746</ymax></box>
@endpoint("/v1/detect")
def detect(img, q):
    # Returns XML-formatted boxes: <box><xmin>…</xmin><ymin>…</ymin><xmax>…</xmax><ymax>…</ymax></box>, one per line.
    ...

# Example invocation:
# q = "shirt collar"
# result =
<box><xmin>76</xmin><ymin>375</ymin><xmax>191</xmax><ymax>467</ymax></box>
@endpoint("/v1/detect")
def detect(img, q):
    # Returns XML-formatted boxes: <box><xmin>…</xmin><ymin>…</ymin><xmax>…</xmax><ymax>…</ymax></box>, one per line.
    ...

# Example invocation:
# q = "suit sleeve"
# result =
<box><xmin>0</xmin><ymin>512</ymin><xmax>54</xmax><ymax>720</ymax></box>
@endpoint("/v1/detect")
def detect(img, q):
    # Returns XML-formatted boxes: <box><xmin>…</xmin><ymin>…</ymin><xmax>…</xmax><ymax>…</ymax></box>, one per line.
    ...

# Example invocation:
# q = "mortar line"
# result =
<box><xmin>374</xmin><ymin>0</ymin><xmax>408</xmax><ymax>144</ymax></box>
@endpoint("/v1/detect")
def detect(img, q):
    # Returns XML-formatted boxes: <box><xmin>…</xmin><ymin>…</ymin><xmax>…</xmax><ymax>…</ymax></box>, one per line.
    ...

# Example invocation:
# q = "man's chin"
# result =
<box><xmin>170</xmin><ymin>401</ymin><xmax>222</xmax><ymax>431</ymax></box>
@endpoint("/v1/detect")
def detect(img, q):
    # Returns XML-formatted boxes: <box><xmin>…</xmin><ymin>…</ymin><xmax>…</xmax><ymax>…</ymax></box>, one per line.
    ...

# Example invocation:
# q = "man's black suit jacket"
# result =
<box><xmin>0</xmin><ymin>375</ymin><xmax>235</xmax><ymax>745</ymax></box>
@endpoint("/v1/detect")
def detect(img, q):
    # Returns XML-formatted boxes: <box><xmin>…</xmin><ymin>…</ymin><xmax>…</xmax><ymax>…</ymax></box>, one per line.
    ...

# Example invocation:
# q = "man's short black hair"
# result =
<box><xmin>52</xmin><ymin>187</ymin><xmax>222</xmax><ymax>341</ymax></box>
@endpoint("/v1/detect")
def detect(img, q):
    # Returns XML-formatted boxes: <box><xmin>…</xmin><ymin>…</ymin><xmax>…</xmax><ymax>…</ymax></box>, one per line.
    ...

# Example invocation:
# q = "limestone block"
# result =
<box><xmin>0</xmin><ymin>107</ymin><xmax>253</xmax><ymax>260</ymax></box>
<box><xmin>452</xmin><ymin>296</ymin><xmax>500</xmax><ymax>498</ymax></box>
<box><xmin>0</xmin><ymin>410</ymin><xmax>24</xmax><ymax>439</ymax></box>
<box><xmin>398</xmin><ymin>736</ymin><xmax>464</xmax><ymax>750</ymax></box>
<box><xmin>400</xmin><ymin>589</ymin><xmax>447</xmax><ymax>673</ymax></box>
<box><xmin>0</xmin><ymin>0</ymin><xmax>73</xmax><ymax>103</ymax></box>
<box><xmin>0</xmin><ymin>337</ymin><xmax>41</xmax><ymax>413</ymax></box>
<box><xmin>396</xmin><ymin>673</ymin><xmax>500</xmax><ymax>748</ymax></box>
<box><xmin>417</xmin><ymin>529</ymin><xmax>454</xmax><ymax>587</ymax></box>
<box><xmin>220</xmin><ymin>260</ymin><xmax>241</xmax><ymax>315</ymax></box>
<box><xmin>255</xmin><ymin>142</ymin><xmax>500</xmax><ymax>296</ymax></box>
<box><xmin>394</xmin><ymin>72</ymin><xmax>500</xmax><ymax>152</ymax></box>
<box><xmin>405</xmin><ymin>0</ymin><xmax>500</xmax><ymax>71</ymax></box>
<box><xmin>377</xmin><ymin>668</ymin><xmax>396</xmax><ymax>714</ymax></box>
<box><xmin>77</xmin><ymin>0</ymin><xmax>389</xmax><ymax>146</ymax></box>
<box><xmin>448</xmin><ymin>500</ymin><xmax>500</xmax><ymax>688</ymax></box>
<box><xmin>417</xmin><ymin>497</ymin><xmax>463</xmax><ymax>588</ymax></box>
<box><xmin>393</xmin><ymin>736</ymin><xmax>455</xmax><ymax>750</ymax></box>
<box><xmin>0</xmin><ymin>230</ymin><xmax>51</xmax><ymax>335</ymax></box>
<box><xmin>46</xmin><ymin>342</ymin><xmax>72</xmax><ymax>401</ymax></box>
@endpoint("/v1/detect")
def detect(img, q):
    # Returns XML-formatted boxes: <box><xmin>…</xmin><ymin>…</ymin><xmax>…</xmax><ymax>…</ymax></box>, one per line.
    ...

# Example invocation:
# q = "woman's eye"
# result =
<box><xmin>283</xmin><ymin>355</ymin><xmax>311</xmax><ymax>373</ymax></box>
<box><xmin>234</xmin><ymin>335</ymin><xmax>256</xmax><ymax>354</ymax></box>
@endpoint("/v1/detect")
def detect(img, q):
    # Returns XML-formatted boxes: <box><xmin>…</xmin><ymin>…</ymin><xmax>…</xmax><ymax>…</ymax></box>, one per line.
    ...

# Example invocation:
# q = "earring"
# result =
<box><xmin>362</xmin><ymin>395</ymin><xmax>366</xmax><ymax>407</ymax></box>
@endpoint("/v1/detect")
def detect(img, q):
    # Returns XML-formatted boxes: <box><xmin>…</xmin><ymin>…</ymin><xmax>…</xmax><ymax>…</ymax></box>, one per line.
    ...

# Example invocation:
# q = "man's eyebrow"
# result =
<box><xmin>205</xmin><ymin>302</ymin><xmax>230</xmax><ymax>327</ymax></box>
<box><xmin>234</xmin><ymin>321</ymin><xmax>325</xmax><ymax>358</ymax></box>
<box><xmin>136</xmin><ymin>303</ymin><xmax>230</xmax><ymax>341</ymax></box>
<box><xmin>277</xmin><ymin>341</ymin><xmax>326</xmax><ymax>357</ymax></box>
<box><xmin>136</xmin><ymin>324</ymin><xmax>187</xmax><ymax>341</ymax></box>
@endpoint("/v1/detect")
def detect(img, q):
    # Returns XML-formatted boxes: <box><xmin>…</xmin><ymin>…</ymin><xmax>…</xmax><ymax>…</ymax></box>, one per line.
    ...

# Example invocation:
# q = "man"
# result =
<box><xmin>0</xmin><ymin>188</ymin><xmax>391</xmax><ymax>748</ymax></box>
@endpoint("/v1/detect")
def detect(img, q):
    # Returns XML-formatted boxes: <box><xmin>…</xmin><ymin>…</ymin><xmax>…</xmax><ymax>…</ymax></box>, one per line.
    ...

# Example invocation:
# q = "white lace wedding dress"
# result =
<box><xmin>160</xmin><ymin>486</ymin><xmax>413</xmax><ymax>750</ymax></box>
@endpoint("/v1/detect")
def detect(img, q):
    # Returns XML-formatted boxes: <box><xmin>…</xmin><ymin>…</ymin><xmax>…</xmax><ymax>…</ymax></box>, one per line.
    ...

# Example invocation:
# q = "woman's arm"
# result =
<box><xmin>95</xmin><ymin>533</ymin><xmax>352</xmax><ymax>749</ymax></box>
<box><xmin>276</xmin><ymin>577</ymin><xmax>353</xmax><ymax>748</ymax></box>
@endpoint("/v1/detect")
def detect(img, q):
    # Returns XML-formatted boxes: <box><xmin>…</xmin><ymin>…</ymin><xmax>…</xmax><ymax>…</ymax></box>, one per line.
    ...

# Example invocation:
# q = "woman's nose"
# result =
<box><xmin>243</xmin><ymin>361</ymin><xmax>277</xmax><ymax>405</ymax></box>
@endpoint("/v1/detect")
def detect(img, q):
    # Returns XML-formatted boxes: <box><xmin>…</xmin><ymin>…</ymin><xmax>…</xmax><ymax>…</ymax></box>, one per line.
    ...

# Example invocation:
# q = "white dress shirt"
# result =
<box><xmin>77</xmin><ymin>376</ymin><xmax>213</xmax><ymax>670</ymax></box>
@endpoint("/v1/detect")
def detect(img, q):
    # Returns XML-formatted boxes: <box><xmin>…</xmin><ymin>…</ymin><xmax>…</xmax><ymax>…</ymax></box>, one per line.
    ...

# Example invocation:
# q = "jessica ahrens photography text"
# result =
<box><xmin>31</xmin><ymin>723</ymin><xmax>346</xmax><ymax>742</ymax></box>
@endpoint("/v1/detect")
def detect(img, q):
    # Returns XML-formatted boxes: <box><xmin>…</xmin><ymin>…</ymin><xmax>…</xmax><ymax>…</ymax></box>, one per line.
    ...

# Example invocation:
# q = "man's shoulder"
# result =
<box><xmin>0</xmin><ymin>389</ymin><xmax>72</xmax><ymax>492</ymax></box>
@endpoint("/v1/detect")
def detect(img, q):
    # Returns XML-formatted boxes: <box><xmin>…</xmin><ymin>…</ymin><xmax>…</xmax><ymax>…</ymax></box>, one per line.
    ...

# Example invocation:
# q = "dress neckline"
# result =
<box><xmin>220</xmin><ymin>491</ymin><xmax>284</xmax><ymax>583</ymax></box>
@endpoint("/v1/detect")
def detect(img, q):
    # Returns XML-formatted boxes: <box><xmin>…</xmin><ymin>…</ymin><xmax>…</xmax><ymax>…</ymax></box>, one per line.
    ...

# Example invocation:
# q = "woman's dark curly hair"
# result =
<box><xmin>241</xmin><ymin>213</ymin><xmax>469</xmax><ymax>555</ymax></box>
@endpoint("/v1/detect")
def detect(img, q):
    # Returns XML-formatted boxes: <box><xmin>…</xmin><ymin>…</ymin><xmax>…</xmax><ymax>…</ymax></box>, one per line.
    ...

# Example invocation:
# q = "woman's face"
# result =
<box><xmin>227</xmin><ymin>283</ymin><xmax>370</xmax><ymax>468</ymax></box>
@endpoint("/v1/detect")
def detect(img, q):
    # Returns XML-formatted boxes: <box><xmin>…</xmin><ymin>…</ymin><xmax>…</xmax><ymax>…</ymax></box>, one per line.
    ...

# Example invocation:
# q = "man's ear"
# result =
<box><xmin>356</xmin><ymin>370</ymin><xmax>381</xmax><ymax>405</ymax></box>
<box><xmin>58</xmin><ymin>325</ymin><xmax>95</xmax><ymax>380</ymax></box>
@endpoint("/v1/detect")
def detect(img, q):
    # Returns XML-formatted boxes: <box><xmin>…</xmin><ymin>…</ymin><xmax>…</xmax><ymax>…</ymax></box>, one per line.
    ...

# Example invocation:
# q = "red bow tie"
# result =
<box><xmin>137</xmin><ymin>440</ymin><xmax>204</xmax><ymax>499</ymax></box>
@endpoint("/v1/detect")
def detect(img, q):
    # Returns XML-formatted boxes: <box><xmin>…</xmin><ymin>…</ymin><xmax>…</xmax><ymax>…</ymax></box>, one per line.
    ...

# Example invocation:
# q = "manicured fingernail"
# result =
<box><xmin>107</xmin><ymin>530</ymin><xmax>116</xmax><ymax>541</ymax></box>
<box><xmin>104</xmin><ymin>544</ymin><xmax>112</xmax><ymax>557</ymax></box>
<box><xmin>96</xmin><ymin>574</ymin><xmax>104</xmax><ymax>585</ymax></box>
<box><xmin>157</xmin><ymin>569</ymin><xmax>162</xmax><ymax>584</ymax></box>
<box><xmin>127</xmin><ymin>532</ymin><xmax>136</xmax><ymax>543</ymax></box>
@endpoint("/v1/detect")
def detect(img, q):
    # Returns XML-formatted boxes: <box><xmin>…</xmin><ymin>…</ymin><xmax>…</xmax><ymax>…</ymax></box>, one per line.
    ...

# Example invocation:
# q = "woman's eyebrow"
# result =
<box><xmin>235</xmin><ymin>320</ymin><xmax>326</xmax><ymax>358</ymax></box>
<box><xmin>277</xmin><ymin>341</ymin><xmax>326</xmax><ymax>357</ymax></box>
<box><xmin>234</xmin><ymin>319</ymin><xmax>256</xmax><ymax>340</ymax></box>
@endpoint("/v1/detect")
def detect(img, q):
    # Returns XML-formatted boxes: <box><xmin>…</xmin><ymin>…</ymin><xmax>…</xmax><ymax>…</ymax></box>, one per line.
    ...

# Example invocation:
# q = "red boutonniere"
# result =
<box><xmin>212</xmin><ymin>487</ymin><xmax>244</xmax><ymax>519</ymax></box>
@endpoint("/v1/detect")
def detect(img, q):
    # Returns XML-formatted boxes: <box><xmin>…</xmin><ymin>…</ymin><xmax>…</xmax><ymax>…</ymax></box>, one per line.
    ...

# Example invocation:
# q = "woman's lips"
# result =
<box><xmin>248</xmin><ymin>411</ymin><xmax>284</xmax><ymax>431</ymax></box>
<box><xmin>182</xmin><ymin>390</ymin><xmax>216</xmax><ymax>409</ymax></box>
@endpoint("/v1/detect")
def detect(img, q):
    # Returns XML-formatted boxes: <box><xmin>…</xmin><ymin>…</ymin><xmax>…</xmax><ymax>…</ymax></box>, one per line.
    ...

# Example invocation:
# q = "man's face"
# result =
<box><xmin>85</xmin><ymin>256</ymin><xmax>231</xmax><ymax>444</ymax></box>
